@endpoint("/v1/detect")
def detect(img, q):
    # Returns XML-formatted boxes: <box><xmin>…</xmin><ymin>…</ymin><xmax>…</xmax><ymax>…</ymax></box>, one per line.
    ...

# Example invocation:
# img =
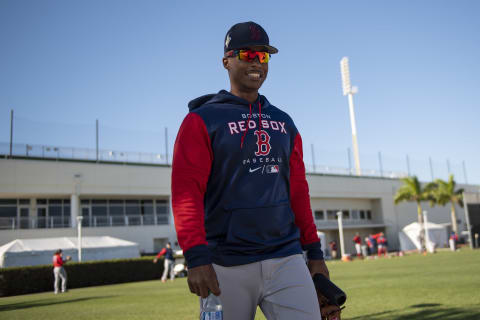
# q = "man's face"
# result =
<box><xmin>223</xmin><ymin>46</ymin><xmax>269</xmax><ymax>92</ymax></box>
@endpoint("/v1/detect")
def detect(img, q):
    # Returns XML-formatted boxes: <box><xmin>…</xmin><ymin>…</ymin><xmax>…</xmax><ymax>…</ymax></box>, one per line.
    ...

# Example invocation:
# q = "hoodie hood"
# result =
<box><xmin>188</xmin><ymin>90</ymin><xmax>270</xmax><ymax>111</ymax></box>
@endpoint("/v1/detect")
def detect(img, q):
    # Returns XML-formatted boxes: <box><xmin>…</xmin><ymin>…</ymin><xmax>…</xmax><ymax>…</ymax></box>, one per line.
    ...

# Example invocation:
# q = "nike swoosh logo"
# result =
<box><xmin>249</xmin><ymin>167</ymin><xmax>262</xmax><ymax>173</ymax></box>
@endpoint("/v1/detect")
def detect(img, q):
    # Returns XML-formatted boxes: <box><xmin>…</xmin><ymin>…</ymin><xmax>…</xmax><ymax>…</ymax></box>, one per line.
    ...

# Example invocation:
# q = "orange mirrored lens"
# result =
<box><xmin>237</xmin><ymin>50</ymin><xmax>269</xmax><ymax>63</ymax></box>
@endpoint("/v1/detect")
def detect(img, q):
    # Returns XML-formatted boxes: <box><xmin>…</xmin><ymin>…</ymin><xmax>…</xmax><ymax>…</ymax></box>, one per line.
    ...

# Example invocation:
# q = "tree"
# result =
<box><xmin>429</xmin><ymin>174</ymin><xmax>464</xmax><ymax>234</ymax></box>
<box><xmin>394</xmin><ymin>176</ymin><xmax>432</xmax><ymax>225</ymax></box>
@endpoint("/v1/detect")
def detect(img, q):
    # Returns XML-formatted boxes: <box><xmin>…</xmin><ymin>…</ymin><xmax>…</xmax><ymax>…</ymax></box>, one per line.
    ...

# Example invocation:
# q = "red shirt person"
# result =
<box><xmin>353</xmin><ymin>233</ymin><xmax>362</xmax><ymax>257</ymax></box>
<box><xmin>52</xmin><ymin>249</ymin><xmax>71</xmax><ymax>294</ymax></box>
<box><xmin>375</xmin><ymin>233</ymin><xmax>388</xmax><ymax>257</ymax></box>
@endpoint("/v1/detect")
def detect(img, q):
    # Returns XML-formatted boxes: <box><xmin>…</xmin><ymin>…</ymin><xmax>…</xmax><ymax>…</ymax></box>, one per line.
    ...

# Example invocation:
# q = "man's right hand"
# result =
<box><xmin>187</xmin><ymin>264</ymin><xmax>221</xmax><ymax>298</ymax></box>
<box><xmin>321</xmin><ymin>304</ymin><xmax>341</xmax><ymax>320</ymax></box>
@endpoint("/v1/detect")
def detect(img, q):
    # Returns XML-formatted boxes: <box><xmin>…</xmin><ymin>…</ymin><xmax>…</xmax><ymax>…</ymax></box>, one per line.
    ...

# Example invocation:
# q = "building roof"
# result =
<box><xmin>0</xmin><ymin>236</ymin><xmax>137</xmax><ymax>255</ymax></box>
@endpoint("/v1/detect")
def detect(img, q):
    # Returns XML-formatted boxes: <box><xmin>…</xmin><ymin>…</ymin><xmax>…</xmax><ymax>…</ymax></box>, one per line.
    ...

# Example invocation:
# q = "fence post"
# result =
<box><xmin>463</xmin><ymin>161</ymin><xmax>468</xmax><ymax>184</ymax></box>
<box><xmin>165</xmin><ymin>127</ymin><xmax>169</xmax><ymax>165</ymax></box>
<box><xmin>378</xmin><ymin>152</ymin><xmax>384</xmax><ymax>177</ymax></box>
<box><xmin>96</xmin><ymin>119</ymin><xmax>99</xmax><ymax>162</ymax></box>
<box><xmin>9</xmin><ymin>110</ymin><xmax>13</xmax><ymax>158</ymax></box>
<box><xmin>347</xmin><ymin>148</ymin><xmax>352</xmax><ymax>175</ymax></box>
<box><xmin>311</xmin><ymin>144</ymin><xmax>316</xmax><ymax>173</ymax></box>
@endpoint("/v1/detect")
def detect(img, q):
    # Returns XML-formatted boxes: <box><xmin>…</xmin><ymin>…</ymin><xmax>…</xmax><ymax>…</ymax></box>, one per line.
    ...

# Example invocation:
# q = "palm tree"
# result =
<box><xmin>394</xmin><ymin>176</ymin><xmax>431</xmax><ymax>225</ymax></box>
<box><xmin>429</xmin><ymin>174</ymin><xmax>464</xmax><ymax>234</ymax></box>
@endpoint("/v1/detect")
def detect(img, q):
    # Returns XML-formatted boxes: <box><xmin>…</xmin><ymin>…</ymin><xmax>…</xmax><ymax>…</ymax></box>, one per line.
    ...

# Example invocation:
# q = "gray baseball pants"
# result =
<box><xmin>53</xmin><ymin>266</ymin><xmax>67</xmax><ymax>293</ymax></box>
<box><xmin>208</xmin><ymin>254</ymin><xmax>321</xmax><ymax>320</ymax></box>
<box><xmin>162</xmin><ymin>259</ymin><xmax>175</xmax><ymax>281</ymax></box>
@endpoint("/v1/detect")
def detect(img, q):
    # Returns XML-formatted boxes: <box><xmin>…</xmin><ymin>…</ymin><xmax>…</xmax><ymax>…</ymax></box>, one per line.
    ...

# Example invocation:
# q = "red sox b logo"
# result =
<box><xmin>254</xmin><ymin>130</ymin><xmax>271</xmax><ymax>156</ymax></box>
<box><xmin>249</xmin><ymin>25</ymin><xmax>261</xmax><ymax>41</ymax></box>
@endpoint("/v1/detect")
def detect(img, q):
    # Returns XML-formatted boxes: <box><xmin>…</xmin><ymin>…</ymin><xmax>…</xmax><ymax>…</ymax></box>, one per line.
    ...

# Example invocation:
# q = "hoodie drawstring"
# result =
<box><xmin>258</xmin><ymin>102</ymin><xmax>262</xmax><ymax>130</ymax></box>
<box><xmin>240</xmin><ymin>104</ymin><xmax>252</xmax><ymax>149</ymax></box>
<box><xmin>240</xmin><ymin>102</ymin><xmax>262</xmax><ymax>149</ymax></box>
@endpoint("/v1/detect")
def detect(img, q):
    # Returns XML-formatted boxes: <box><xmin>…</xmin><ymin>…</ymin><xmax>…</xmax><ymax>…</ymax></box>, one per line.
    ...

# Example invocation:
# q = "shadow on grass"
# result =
<box><xmin>0</xmin><ymin>296</ymin><xmax>114</xmax><ymax>312</ymax></box>
<box><xmin>410</xmin><ymin>304</ymin><xmax>441</xmax><ymax>308</ymax></box>
<box><xmin>349</xmin><ymin>304</ymin><xmax>480</xmax><ymax>320</ymax></box>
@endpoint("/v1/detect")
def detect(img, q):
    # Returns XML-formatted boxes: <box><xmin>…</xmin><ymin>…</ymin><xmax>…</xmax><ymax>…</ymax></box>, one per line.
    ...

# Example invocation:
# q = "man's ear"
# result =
<box><xmin>222</xmin><ymin>57</ymin><xmax>229</xmax><ymax>70</ymax></box>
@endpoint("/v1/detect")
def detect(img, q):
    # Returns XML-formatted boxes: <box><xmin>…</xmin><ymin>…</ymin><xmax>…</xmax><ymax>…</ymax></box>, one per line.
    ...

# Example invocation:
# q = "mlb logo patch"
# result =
<box><xmin>266</xmin><ymin>165</ymin><xmax>279</xmax><ymax>173</ymax></box>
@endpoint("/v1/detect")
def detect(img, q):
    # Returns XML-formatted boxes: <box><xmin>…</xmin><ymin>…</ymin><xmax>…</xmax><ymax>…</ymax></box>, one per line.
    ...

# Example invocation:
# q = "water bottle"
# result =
<box><xmin>200</xmin><ymin>293</ymin><xmax>223</xmax><ymax>320</ymax></box>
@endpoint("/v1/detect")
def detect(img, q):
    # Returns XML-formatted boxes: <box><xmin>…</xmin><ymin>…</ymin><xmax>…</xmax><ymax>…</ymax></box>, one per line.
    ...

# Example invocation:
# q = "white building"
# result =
<box><xmin>0</xmin><ymin>154</ymin><xmax>478</xmax><ymax>256</ymax></box>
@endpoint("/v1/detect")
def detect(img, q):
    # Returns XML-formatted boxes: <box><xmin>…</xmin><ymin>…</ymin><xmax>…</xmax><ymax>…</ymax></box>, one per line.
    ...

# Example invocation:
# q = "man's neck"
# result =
<box><xmin>230</xmin><ymin>87</ymin><xmax>258</xmax><ymax>103</ymax></box>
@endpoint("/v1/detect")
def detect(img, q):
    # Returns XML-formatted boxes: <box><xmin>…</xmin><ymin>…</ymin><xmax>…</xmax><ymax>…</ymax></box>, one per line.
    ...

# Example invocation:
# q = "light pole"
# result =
<box><xmin>423</xmin><ymin>211</ymin><xmax>432</xmax><ymax>253</ymax></box>
<box><xmin>340</xmin><ymin>57</ymin><xmax>361</xmax><ymax>175</ymax></box>
<box><xmin>463</xmin><ymin>192</ymin><xmax>473</xmax><ymax>249</ymax></box>
<box><xmin>77</xmin><ymin>216</ymin><xmax>83</xmax><ymax>262</ymax></box>
<box><xmin>337</xmin><ymin>211</ymin><xmax>346</xmax><ymax>259</ymax></box>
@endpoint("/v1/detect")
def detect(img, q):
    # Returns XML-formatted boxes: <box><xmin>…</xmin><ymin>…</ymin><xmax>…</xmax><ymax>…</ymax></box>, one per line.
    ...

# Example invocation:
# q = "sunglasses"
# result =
<box><xmin>226</xmin><ymin>49</ymin><xmax>270</xmax><ymax>63</ymax></box>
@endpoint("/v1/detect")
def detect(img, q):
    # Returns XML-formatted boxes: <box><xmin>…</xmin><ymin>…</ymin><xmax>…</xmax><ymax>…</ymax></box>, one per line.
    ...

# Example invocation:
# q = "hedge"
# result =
<box><xmin>0</xmin><ymin>257</ymin><xmax>165</xmax><ymax>297</ymax></box>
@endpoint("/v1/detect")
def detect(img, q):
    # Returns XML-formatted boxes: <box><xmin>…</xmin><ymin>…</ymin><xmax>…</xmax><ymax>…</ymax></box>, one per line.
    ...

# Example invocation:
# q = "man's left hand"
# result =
<box><xmin>307</xmin><ymin>259</ymin><xmax>329</xmax><ymax>279</ymax></box>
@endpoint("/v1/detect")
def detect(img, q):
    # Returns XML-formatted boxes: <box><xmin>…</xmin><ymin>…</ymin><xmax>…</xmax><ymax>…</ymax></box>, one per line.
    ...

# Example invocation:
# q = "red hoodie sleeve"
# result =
<box><xmin>289</xmin><ymin>133</ymin><xmax>324</xmax><ymax>260</ymax></box>
<box><xmin>171</xmin><ymin>112</ymin><xmax>213</xmax><ymax>268</ymax></box>
<box><xmin>156</xmin><ymin>248</ymin><xmax>167</xmax><ymax>258</ymax></box>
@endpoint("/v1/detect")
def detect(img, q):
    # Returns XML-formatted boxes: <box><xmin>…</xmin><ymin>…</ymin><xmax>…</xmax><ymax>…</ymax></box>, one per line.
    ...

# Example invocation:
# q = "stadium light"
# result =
<box><xmin>340</xmin><ymin>57</ymin><xmax>361</xmax><ymax>176</ymax></box>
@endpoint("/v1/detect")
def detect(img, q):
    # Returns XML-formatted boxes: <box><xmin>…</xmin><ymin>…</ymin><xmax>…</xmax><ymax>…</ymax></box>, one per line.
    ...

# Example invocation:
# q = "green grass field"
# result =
<box><xmin>1</xmin><ymin>249</ymin><xmax>479</xmax><ymax>320</ymax></box>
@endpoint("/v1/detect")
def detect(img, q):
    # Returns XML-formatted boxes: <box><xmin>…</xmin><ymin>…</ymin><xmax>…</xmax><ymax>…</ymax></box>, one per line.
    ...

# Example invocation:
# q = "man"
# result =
<box><xmin>449</xmin><ymin>232</ymin><xmax>458</xmax><ymax>251</ymax></box>
<box><xmin>153</xmin><ymin>242</ymin><xmax>175</xmax><ymax>282</ymax></box>
<box><xmin>368</xmin><ymin>234</ymin><xmax>377</xmax><ymax>255</ymax></box>
<box><xmin>52</xmin><ymin>249</ymin><xmax>71</xmax><ymax>294</ymax></box>
<box><xmin>352</xmin><ymin>233</ymin><xmax>362</xmax><ymax>257</ymax></box>
<box><xmin>365</xmin><ymin>236</ymin><xmax>372</xmax><ymax>256</ymax></box>
<box><xmin>376</xmin><ymin>233</ymin><xmax>388</xmax><ymax>257</ymax></box>
<box><xmin>172</xmin><ymin>21</ymin><xmax>340</xmax><ymax>320</ymax></box>
<box><xmin>329</xmin><ymin>240</ymin><xmax>338</xmax><ymax>259</ymax></box>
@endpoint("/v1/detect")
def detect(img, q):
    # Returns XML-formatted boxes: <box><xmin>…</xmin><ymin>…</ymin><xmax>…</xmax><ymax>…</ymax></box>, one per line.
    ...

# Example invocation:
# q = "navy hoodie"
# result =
<box><xmin>172</xmin><ymin>90</ymin><xmax>323</xmax><ymax>268</ymax></box>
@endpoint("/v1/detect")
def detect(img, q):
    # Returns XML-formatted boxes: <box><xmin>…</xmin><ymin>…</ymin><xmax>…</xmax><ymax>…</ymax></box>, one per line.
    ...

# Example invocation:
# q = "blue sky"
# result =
<box><xmin>1</xmin><ymin>0</ymin><xmax>479</xmax><ymax>184</ymax></box>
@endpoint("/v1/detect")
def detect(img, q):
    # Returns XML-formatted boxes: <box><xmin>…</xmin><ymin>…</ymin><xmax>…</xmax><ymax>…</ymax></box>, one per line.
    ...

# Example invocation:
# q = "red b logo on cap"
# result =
<box><xmin>249</xmin><ymin>25</ymin><xmax>261</xmax><ymax>41</ymax></box>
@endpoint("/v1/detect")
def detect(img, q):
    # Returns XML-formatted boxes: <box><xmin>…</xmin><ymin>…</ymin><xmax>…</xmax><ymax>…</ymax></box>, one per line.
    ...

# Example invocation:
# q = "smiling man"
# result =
<box><xmin>172</xmin><ymin>21</ymin><xmax>333</xmax><ymax>320</ymax></box>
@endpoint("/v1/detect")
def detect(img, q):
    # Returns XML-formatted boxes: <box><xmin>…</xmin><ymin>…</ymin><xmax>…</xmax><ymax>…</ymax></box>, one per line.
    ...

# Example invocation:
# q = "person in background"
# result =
<box><xmin>153</xmin><ymin>242</ymin><xmax>175</xmax><ymax>282</ymax></box>
<box><xmin>417</xmin><ymin>230</ymin><xmax>426</xmax><ymax>254</ymax></box>
<box><xmin>352</xmin><ymin>233</ymin><xmax>362</xmax><ymax>257</ymax></box>
<box><xmin>368</xmin><ymin>234</ymin><xmax>377</xmax><ymax>256</ymax></box>
<box><xmin>361</xmin><ymin>240</ymin><xmax>368</xmax><ymax>257</ymax></box>
<box><xmin>377</xmin><ymin>232</ymin><xmax>388</xmax><ymax>257</ymax></box>
<box><xmin>329</xmin><ymin>240</ymin><xmax>338</xmax><ymax>259</ymax></box>
<box><xmin>365</xmin><ymin>236</ymin><xmax>373</xmax><ymax>256</ymax></box>
<box><xmin>449</xmin><ymin>232</ymin><xmax>458</xmax><ymax>251</ymax></box>
<box><xmin>53</xmin><ymin>249</ymin><xmax>71</xmax><ymax>294</ymax></box>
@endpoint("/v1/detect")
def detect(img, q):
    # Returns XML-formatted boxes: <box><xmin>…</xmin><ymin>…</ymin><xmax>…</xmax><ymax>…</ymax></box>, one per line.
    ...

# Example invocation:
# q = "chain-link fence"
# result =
<box><xmin>1</xmin><ymin>113</ymin><xmax>471</xmax><ymax>183</ymax></box>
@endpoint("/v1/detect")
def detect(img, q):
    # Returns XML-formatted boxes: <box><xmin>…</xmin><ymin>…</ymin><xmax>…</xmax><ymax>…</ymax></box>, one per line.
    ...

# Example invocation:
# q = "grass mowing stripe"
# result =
<box><xmin>1</xmin><ymin>249</ymin><xmax>479</xmax><ymax>320</ymax></box>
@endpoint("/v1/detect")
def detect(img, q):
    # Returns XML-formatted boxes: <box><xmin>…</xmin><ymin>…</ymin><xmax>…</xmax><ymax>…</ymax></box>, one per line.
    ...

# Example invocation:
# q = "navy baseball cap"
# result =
<box><xmin>224</xmin><ymin>21</ymin><xmax>278</xmax><ymax>54</ymax></box>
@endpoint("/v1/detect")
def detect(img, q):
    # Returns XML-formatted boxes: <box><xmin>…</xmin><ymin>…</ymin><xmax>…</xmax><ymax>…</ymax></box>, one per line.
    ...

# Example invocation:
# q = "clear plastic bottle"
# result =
<box><xmin>199</xmin><ymin>293</ymin><xmax>223</xmax><ymax>320</ymax></box>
